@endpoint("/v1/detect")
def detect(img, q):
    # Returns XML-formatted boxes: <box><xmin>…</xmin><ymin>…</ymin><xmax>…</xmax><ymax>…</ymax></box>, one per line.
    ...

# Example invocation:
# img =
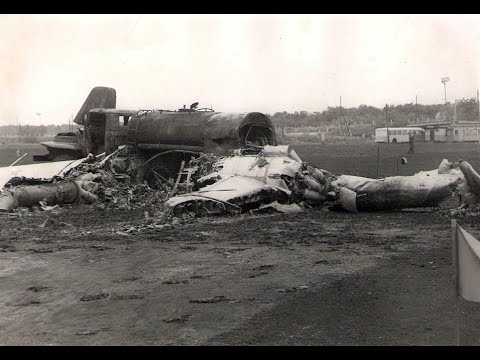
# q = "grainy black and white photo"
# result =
<box><xmin>1</xmin><ymin>14</ymin><xmax>480</xmax><ymax>346</ymax></box>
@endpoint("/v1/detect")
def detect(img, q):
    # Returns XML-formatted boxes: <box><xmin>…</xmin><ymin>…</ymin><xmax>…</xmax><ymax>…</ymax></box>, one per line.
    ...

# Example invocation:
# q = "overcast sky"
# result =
<box><xmin>1</xmin><ymin>14</ymin><xmax>479</xmax><ymax>126</ymax></box>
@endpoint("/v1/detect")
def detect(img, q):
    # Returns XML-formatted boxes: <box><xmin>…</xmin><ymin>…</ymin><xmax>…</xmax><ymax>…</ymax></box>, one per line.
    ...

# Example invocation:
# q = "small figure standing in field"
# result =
<box><xmin>408</xmin><ymin>133</ymin><xmax>415</xmax><ymax>154</ymax></box>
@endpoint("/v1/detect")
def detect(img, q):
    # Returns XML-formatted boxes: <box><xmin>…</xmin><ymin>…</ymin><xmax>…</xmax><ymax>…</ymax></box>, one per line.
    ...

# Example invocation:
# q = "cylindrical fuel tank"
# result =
<box><xmin>127</xmin><ymin>111</ymin><xmax>276</xmax><ymax>151</ymax></box>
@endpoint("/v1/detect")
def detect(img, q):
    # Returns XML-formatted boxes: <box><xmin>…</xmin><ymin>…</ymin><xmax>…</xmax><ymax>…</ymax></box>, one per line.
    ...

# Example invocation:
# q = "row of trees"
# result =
<box><xmin>0</xmin><ymin>124</ymin><xmax>78</xmax><ymax>137</ymax></box>
<box><xmin>1</xmin><ymin>98</ymin><xmax>479</xmax><ymax>136</ymax></box>
<box><xmin>269</xmin><ymin>98</ymin><xmax>480</xmax><ymax>128</ymax></box>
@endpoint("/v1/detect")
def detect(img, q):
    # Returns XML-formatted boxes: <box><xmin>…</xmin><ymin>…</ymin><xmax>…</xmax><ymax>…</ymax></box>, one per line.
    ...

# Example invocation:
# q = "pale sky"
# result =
<box><xmin>1</xmin><ymin>14</ymin><xmax>479</xmax><ymax>126</ymax></box>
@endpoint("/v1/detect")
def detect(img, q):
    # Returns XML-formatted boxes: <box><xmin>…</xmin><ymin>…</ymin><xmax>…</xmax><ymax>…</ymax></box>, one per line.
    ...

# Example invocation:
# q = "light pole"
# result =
<box><xmin>441</xmin><ymin>77</ymin><xmax>450</xmax><ymax>105</ymax></box>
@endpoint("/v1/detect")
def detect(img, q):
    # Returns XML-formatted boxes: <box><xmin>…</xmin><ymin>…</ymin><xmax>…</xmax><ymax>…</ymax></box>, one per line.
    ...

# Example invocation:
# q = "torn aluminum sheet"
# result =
<box><xmin>0</xmin><ymin>158</ymin><xmax>87</xmax><ymax>189</ymax></box>
<box><xmin>166</xmin><ymin>145</ymin><xmax>334</xmax><ymax>215</ymax></box>
<box><xmin>332</xmin><ymin>161</ymin><xmax>463</xmax><ymax>212</ymax></box>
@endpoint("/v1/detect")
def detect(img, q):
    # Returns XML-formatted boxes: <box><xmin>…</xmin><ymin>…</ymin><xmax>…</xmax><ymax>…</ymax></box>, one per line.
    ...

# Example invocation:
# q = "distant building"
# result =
<box><xmin>450</xmin><ymin>122</ymin><xmax>480</xmax><ymax>142</ymax></box>
<box><xmin>406</xmin><ymin>121</ymin><xmax>480</xmax><ymax>142</ymax></box>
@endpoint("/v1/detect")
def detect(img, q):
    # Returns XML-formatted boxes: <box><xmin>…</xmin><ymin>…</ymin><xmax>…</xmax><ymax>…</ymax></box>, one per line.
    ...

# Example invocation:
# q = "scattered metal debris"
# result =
<box><xmin>162</xmin><ymin>314</ymin><xmax>192</xmax><ymax>323</ymax></box>
<box><xmin>162</xmin><ymin>280</ymin><xmax>190</xmax><ymax>285</ymax></box>
<box><xmin>4</xmin><ymin>145</ymin><xmax>480</xmax><ymax>221</ymax></box>
<box><xmin>111</xmin><ymin>294</ymin><xmax>144</xmax><ymax>300</ymax></box>
<box><xmin>27</xmin><ymin>286</ymin><xmax>50</xmax><ymax>292</ymax></box>
<box><xmin>76</xmin><ymin>330</ymin><xmax>99</xmax><ymax>336</ymax></box>
<box><xmin>189</xmin><ymin>296</ymin><xmax>229</xmax><ymax>304</ymax></box>
<box><xmin>276</xmin><ymin>285</ymin><xmax>309</xmax><ymax>293</ymax></box>
<box><xmin>75</xmin><ymin>327</ymin><xmax>110</xmax><ymax>336</ymax></box>
<box><xmin>80</xmin><ymin>290</ymin><xmax>111</xmax><ymax>302</ymax></box>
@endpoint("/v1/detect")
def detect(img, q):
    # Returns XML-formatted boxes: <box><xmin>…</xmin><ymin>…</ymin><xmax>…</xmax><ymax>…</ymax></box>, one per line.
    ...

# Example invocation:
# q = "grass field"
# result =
<box><xmin>3</xmin><ymin>141</ymin><xmax>480</xmax><ymax>178</ymax></box>
<box><xmin>0</xmin><ymin>144</ymin><xmax>47</xmax><ymax>167</ymax></box>
<box><xmin>296</xmin><ymin>141</ymin><xmax>480</xmax><ymax>178</ymax></box>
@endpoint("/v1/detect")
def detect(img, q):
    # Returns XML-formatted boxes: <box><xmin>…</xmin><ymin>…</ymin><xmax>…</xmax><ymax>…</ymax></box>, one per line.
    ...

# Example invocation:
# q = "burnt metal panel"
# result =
<box><xmin>203</xmin><ymin>113</ymin><xmax>244</xmax><ymax>141</ymax></box>
<box><xmin>130</xmin><ymin>112</ymin><xmax>213</xmax><ymax>146</ymax></box>
<box><xmin>128</xmin><ymin>110</ymin><xmax>277</xmax><ymax>154</ymax></box>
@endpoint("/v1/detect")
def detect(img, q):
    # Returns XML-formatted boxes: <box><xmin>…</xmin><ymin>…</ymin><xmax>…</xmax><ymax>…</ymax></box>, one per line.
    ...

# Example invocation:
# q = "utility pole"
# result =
<box><xmin>416</xmin><ymin>95</ymin><xmax>418</xmax><ymax>123</ymax></box>
<box><xmin>339</xmin><ymin>96</ymin><xmax>345</xmax><ymax>138</ymax></box>
<box><xmin>477</xmin><ymin>89</ymin><xmax>479</xmax><ymax>123</ymax></box>
<box><xmin>454</xmin><ymin>99</ymin><xmax>457</xmax><ymax>124</ymax></box>
<box><xmin>442</xmin><ymin>77</ymin><xmax>450</xmax><ymax>121</ymax></box>
<box><xmin>340</xmin><ymin>96</ymin><xmax>352</xmax><ymax>137</ymax></box>
<box><xmin>385</xmin><ymin>104</ymin><xmax>390</xmax><ymax>143</ymax></box>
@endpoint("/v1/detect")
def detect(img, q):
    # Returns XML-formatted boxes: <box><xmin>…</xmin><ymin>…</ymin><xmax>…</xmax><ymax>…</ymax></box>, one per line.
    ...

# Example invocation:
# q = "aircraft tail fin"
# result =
<box><xmin>73</xmin><ymin>87</ymin><xmax>116</xmax><ymax>125</ymax></box>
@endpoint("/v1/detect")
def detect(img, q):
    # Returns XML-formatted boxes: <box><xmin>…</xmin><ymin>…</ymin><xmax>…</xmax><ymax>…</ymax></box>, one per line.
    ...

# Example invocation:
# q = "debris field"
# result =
<box><xmin>2</xmin><ymin>142</ymin><xmax>480</xmax><ymax>345</ymax></box>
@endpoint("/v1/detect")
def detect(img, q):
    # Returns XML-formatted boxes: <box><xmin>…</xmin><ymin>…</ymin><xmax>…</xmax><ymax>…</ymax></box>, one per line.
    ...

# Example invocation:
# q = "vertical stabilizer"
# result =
<box><xmin>73</xmin><ymin>87</ymin><xmax>116</xmax><ymax>125</ymax></box>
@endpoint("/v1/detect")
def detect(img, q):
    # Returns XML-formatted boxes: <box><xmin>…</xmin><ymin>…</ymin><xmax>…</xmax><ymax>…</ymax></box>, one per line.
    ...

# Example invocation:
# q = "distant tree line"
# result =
<box><xmin>0</xmin><ymin>124</ymin><xmax>78</xmax><ymax>137</ymax></box>
<box><xmin>269</xmin><ymin>98</ymin><xmax>480</xmax><ymax>128</ymax></box>
<box><xmin>1</xmin><ymin>98</ymin><xmax>479</xmax><ymax>137</ymax></box>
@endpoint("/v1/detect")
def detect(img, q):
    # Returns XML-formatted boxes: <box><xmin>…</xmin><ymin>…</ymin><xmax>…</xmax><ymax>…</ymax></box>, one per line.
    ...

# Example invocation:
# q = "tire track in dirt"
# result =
<box><xmin>206</xmin><ymin>245</ymin><xmax>480</xmax><ymax>345</ymax></box>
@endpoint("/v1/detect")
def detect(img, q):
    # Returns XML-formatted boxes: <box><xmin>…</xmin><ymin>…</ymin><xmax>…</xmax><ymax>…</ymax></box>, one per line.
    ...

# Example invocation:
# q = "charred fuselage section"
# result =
<box><xmin>69</xmin><ymin>108</ymin><xmax>277</xmax><ymax>182</ymax></box>
<box><xmin>34</xmin><ymin>87</ymin><xmax>277</xmax><ymax>184</ymax></box>
<box><xmin>122</xmin><ymin>110</ymin><xmax>277</xmax><ymax>182</ymax></box>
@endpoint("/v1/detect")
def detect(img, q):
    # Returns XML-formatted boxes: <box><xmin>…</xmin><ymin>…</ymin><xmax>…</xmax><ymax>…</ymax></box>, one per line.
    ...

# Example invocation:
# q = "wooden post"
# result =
<box><xmin>451</xmin><ymin>219</ymin><xmax>460</xmax><ymax>346</ymax></box>
<box><xmin>376</xmin><ymin>146</ymin><xmax>380</xmax><ymax>179</ymax></box>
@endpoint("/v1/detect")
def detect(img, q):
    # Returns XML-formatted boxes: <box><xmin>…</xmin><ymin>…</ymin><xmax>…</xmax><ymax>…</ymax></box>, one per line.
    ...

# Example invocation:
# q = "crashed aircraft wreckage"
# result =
<box><xmin>2</xmin><ymin>142</ymin><xmax>480</xmax><ymax>215</ymax></box>
<box><xmin>0</xmin><ymin>145</ymin><xmax>336</xmax><ymax>214</ymax></box>
<box><xmin>331</xmin><ymin>159</ymin><xmax>478</xmax><ymax>212</ymax></box>
<box><xmin>0</xmin><ymin>148</ymin><xmax>125</xmax><ymax>213</ymax></box>
<box><xmin>3</xmin><ymin>85</ymin><xmax>475</xmax><ymax>217</ymax></box>
<box><xmin>166</xmin><ymin>145</ymin><xmax>335</xmax><ymax>215</ymax></box>
<box><xmin>34</xmin><ymin>87</ymin><xmax>278</xmax><ymax>186</ymax></box>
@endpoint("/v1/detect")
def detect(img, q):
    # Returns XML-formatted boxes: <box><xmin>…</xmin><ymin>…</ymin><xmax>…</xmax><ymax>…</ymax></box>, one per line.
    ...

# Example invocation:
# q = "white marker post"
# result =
<box><xmin>451</xmin><ymin>218</ymin><xmax>460</xmax><ymax>346</ymax></box>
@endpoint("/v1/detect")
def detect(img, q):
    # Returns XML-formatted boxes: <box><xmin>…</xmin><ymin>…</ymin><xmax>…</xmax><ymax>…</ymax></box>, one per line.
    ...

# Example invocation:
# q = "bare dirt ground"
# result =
<box><xmin>2</xmin><ymin>141</ymin><xmax>480</xmax><ymax>345</ymax></box>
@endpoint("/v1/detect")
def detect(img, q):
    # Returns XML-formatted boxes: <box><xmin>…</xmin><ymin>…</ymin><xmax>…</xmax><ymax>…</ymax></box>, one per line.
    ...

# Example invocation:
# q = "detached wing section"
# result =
<box><xmin>0</xmin><ymin>158</ymin><xmax>87</xmax><ymax>189</ymax></box>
